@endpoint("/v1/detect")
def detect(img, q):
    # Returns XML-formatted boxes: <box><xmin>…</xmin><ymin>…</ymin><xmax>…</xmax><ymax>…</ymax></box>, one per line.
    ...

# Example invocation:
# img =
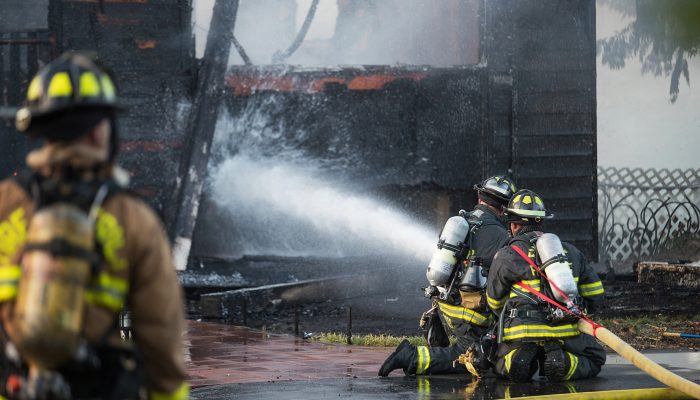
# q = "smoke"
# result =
<box><xmin>193</xmin><ymin>0</ymin><xmax>480</xmax><ymax>66</ymax></box>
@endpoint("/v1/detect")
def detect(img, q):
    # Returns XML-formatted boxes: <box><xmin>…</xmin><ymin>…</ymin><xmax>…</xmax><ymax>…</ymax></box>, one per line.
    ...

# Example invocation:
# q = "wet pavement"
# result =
<box><xmin>186</xmin><ymin>321</ymin><xmax>700</xmax><ymax>399</ymax></box>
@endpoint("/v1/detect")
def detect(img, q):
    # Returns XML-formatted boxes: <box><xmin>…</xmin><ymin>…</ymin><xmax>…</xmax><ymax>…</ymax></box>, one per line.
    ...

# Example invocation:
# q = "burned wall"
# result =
<box><xmin>0</xmin><ymin>0</ymin><xmax>195</xmax><ymax>213</ymax></box>
<box><xmin>484</xmin><ymin>0</ymin><xmax>598</xmax><ymax>257</ymax></box>
<box><xmin>193</xmin><ymin>0</ymin><xmax>598</xmax><ymax>260</ymax></box>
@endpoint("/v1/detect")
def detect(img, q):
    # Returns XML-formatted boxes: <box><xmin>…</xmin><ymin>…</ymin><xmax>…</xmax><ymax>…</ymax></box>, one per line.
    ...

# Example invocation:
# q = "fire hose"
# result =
<box><xmin>509</xmin><ymin>245</ymin><xmax>700</xmax><ymax>399</ymax></box>
<box><xmin>505</xmin><ymin>387</ymin><xmax>693</xmax><ymax>400</ymax></box>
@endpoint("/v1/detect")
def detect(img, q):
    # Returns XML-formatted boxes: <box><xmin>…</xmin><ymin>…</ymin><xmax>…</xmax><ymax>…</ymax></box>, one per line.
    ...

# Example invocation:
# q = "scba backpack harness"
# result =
<box><xmin>1</xmin><ymin>170</ymin><xmax>142</xmax><ymax>400</ymax></box>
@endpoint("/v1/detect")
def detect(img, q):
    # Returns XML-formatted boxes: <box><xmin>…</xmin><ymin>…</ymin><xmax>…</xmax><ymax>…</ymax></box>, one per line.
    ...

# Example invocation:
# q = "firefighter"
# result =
<box><xmin>378</xmin><ymin>176</ymin><xmax>517</xmax><ymax>377</ymax></box>
<box><xmin>0</xmin><ymin>53</ymin><xmax>188</xmax><ymax>399</ymax></box>
<box><xmin>486</xmin><ymin>189</ymin><xmax>606</xmax><ymax>383</ymax></box>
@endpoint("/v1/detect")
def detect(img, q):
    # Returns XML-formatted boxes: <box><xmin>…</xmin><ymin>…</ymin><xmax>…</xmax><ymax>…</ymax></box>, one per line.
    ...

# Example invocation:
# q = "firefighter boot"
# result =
<box><xmin>506</xmin><ymin>343</ymin><xmax>539</xmax><ymax>383</ymax></box>
<box><xmin>378</xmin><ymin>340</ymin><xmax>416</xmax><ymax>377</ymax></box>
<box><xmin>543</xmin><ymin>341</ymin><xmax>570</xmax><ymax>382</ymax></box>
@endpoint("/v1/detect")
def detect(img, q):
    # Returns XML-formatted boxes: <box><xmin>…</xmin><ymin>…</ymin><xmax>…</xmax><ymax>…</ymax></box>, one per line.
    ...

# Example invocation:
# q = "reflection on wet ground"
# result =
<box><xmin>186</xmin><ymin>321</ymin><xmax>700</xmax><ymax>399</ymax></box>
<box><xmin>185</xmin><ymin>320</ymin><xmax>389</xmax><ymax>387</ymax></box>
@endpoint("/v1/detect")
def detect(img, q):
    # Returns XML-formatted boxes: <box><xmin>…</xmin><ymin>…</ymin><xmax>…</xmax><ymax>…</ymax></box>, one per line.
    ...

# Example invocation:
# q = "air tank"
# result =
<box><xmin>536</xmin><ymin>233</ymin><xmax>579</xmax><ymax>303</ymax></box>
<box><xmin>426</xmin><ymin>216</ymin><xmax>469</xmax><ymax>287</ymax></box>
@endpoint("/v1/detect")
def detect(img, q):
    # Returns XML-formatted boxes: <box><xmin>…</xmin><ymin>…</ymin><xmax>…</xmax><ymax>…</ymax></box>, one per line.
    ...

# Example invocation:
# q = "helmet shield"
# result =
<box><xmin>505</xmin><ymin>189</ymin><xmax>554</xmax><ymax>224</ymax></box>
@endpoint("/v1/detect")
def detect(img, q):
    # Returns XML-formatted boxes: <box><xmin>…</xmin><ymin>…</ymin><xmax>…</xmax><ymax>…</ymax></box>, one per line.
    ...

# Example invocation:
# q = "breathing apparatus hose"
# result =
<box><xmin>509</xmin><ymin>245</ymin><xmax>700</xmax><ymax>399</ymax></box>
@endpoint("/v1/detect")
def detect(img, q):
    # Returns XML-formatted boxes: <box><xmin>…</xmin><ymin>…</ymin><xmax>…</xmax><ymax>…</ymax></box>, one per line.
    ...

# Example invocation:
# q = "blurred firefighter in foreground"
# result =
<box><xmin>0</xmin><ymin>53</ymin><xmax>188</xmax><ymax>399</ymax></box>
<box><xmin>379</xmin><ymin>176</ymin><xmax>517</xmax><ymax>377</ymax></box>
<box><xmin>486</xmin><ymin>189</ymin><xmax>606</xmax><ymax>382</ymax></box>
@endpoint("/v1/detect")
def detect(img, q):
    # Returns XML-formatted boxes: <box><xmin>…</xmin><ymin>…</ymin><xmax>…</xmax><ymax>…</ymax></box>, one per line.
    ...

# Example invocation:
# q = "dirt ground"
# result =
<box><xmin>599</xmin><ymin>314</ymin><xmax>700</xmax><ymax>351</ymax></box>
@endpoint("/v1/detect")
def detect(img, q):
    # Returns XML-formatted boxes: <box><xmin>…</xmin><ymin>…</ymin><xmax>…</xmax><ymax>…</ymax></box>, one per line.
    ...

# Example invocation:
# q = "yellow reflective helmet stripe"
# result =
<box><xmin>416</xmin><ymin>346</ymin><xmax>431</xmax><ymax>374</ymax></box>
<box><xmin>564</xmin><ymin>352</ymin><xmax>578</xmax><ymax>380</ymax></box>
<box><xmin>47</xmin><ymin>72</ymin><xmax>73</xmax><ymax>97</ymax></box>
<box><xmin>535</xmin><ymin>196</ymin><xmax>544</xmax><ymax>206</ymax></box>
<box><xmin>150</xmin><ymin>383</ymin><xmax>190</xmax><ymax>400</ymax></box>
<box><xmin>80</xmin><ymin>71</ymin><xmax>101</xmax><ymax>97</ymax></box>
<box><xmin>27</xmin><ymin>76</ymin><xmax>42</xmax><ymax>101</ymax></box>
<box><xmin>522</xmin><ymin>195</ymin><xmax>532</xmax><ymax>205</ymax></box>
<box><xmin>100</xmin><ymin>74</ymin><xmax>116</xmax><ymax>100</ymax></box>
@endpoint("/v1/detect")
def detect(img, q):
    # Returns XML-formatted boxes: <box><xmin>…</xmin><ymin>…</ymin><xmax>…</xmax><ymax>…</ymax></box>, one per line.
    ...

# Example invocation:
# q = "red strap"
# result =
<box><xmin>510</xmin><ymin>245</ymin><xmax>574</xmax><ymax>308</ymax></box>
<box><xmin>510</xmin><ymin>245</ymin><xmax>604</xmax><ymax>337</ymax></box>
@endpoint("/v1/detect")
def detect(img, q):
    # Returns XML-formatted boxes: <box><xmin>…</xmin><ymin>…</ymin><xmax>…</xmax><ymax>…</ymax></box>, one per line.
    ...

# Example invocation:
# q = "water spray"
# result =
<box><xmin>209</xmin><ymin>154</ymin><xmax>437</xmax><ymax>261</ymax></box>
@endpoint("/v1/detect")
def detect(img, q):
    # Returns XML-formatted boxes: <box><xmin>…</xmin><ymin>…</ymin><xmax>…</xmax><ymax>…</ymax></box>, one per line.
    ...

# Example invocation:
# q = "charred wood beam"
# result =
<box><xmin>232</xmin><ymin>35</ymin><xmax>251</xmax><ymax>65</ymax></box>
<box><xmin>171</xmin><ymin>0</ymin><xmax>239</xmax><ymax>270</ymax></box>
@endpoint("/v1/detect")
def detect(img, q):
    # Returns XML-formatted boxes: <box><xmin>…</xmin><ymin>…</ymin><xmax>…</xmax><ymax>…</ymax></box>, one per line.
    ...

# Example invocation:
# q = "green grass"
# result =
<box><xmin>314</xmin><ymin>333</ymin><xmax>426</xmax><ymax>347</ymax></box>
<box><xmin>313</xmin><ymin>333</ymin><xmax>462</xmax><ymax>347</ymax></box>
<box><xmin>312</xmin><ymin>314</ymin><xmax>700</xmax><ymax>349</ymax></box>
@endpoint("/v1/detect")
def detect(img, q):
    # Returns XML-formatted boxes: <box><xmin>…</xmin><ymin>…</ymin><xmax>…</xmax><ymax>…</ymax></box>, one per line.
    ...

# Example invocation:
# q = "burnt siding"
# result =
<box><xmin>57</xmin><ymin>0</ymin><xmax>194</xmax><ymax>212</ymax></box>
<box><xmin>488</xmin><ymin>0</ymin><xmax>597</xmax><ymax>257</ymax></box>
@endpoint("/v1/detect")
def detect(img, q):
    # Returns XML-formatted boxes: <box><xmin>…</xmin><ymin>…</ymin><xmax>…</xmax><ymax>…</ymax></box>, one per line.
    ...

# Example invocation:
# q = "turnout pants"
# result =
<box><xmin>494</xmin><ymin>333</ymin><xmax>606</xmax><ymax>381</ymax></box>
<box><xmin>413</xmin><ymin>303</ymin><xmax>488</xmax><ymax>375</ymax></box>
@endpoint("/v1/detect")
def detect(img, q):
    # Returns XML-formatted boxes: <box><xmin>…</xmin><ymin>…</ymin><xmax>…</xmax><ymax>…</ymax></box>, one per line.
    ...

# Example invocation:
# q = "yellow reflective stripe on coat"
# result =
<box><xmin>95</xmin><ymin>209</ymin><xmax>128</xmax><ymax>271</ymax></box>
<box><xmin>579</xmin><ymin>281</ymin><xmax>604</xmax><ymax>297</ymax></box>
<box><xmin>510</xmin><ymin>279</ymin><xmax>541</xmax><ymax>298</ymax></box>
<box><xmin>564</xmin><ymin>352</ymin><xmax>578</xmax><ymax>380</ymax></box>
<box><xmin>437</xmin><ymin>302</ymin><xmax>490</xmax><ymax>327</ymax></box>
<box><xmin>85</xmin><ymin>271</ymin><xmax>128</xmax><ymax>311</ymax></box>
<box><xmin>0</xmin><ymin>265</ymin><xmax>21</xmax><ymax>302</ymax></box>
<box><xmin>416</xmin><ymin>346</ymin><xmax>431</xmax><ymax>374</ymax></box>
<box><xmin>0</xmin><ymin>208</ymin><xmax>28</xmax><ymax>265</ymax></box>
<box><xmin>150</xmin><ymin>382</ymin><xmax>189</xmax><ymax>400</ymax></box>
<box><xmin>502</xmin><ymin>324</ymin><xmax>579</xmax><ymax>341</ymax></box>
<box><xmin>487</xmin><ymin>294</ymin><xmax>506</xmax><ymax>310</ymax></box>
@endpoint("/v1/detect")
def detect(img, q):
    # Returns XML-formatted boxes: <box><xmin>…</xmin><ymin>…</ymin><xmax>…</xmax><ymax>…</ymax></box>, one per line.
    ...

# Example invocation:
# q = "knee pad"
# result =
<box><xmin>506</xmin><ymin>343</ymin><xmax>539</xmax><ymax>383</ymax></box>
<box><xmin>543</xmin><ymin>341</ymin><xmax>572</xmax><ymax>382</ymax></box>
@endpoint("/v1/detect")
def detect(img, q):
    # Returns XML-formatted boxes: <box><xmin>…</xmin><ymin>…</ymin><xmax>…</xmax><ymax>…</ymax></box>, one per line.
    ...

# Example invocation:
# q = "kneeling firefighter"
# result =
<box><xmin>0</xmin><ymin>53</ymin><xmax>188</xmax><ymax>399</ymax></box>
<box><xmin>379</xmin><ymin>176</ymin><xmax>516</xmax><ymax>377</ymax></box>
<box><xmin>486</xmin><ymin>189</ymin><xmax>606</xmax><ymax>383</ymax></box>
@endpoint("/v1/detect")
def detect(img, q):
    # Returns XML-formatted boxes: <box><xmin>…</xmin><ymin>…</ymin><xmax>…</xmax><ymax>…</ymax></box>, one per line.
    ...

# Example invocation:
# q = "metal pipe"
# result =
<box><xmin>663</xmin><ymin>332</ymin><xmax>700</xmax><ymax>339</ymax></box>
<box><xmin>294</xmin><ymin>307</ymin><xmax>299</xmax><ymax>337</ymax></box>
<box><xmin>346</xmin><ymin>306</ymin><xmax>352</xmax><ymax>345</ymax></box>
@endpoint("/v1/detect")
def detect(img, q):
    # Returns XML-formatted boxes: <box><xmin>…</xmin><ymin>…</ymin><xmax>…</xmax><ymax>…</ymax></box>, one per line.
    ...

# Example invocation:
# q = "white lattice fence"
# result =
<box><xmin>598</xmin><ymin>166</ymin><xmax>700</xmax><ymax>262</ymax></box>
